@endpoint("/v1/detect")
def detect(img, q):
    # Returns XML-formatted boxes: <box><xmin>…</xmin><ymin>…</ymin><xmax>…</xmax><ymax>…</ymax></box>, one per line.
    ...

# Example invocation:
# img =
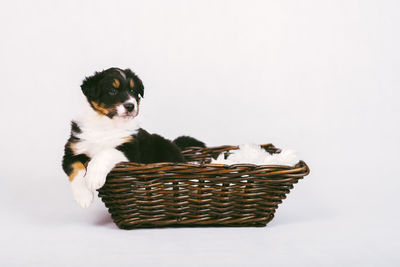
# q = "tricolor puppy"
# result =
<box><xmin>62</xmin><ymin>68</ymin><xmax>204</xmax><ymax>208</ymax></box>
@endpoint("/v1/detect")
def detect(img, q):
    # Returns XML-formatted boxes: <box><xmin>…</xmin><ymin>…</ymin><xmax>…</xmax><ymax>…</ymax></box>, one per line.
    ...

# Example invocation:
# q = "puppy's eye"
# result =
<box><xmin>108</xmin><ymin>88</ymin><xmax>118</xmax><ymax>96</ymax></box>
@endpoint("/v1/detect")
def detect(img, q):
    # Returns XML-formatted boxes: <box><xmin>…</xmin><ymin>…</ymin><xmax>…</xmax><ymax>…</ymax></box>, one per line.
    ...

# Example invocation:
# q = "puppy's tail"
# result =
<box><xmin>173</xmin><ymin>136</ymin><xmax>206</xmax><ymax>151</ymax></box>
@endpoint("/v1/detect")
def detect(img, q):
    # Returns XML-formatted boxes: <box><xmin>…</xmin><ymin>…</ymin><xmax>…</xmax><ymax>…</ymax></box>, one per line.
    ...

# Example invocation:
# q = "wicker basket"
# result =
<box><xmin>98</xmin><ymin>144</ymin><xmax>310</xmax><ymax>229</ymax></box>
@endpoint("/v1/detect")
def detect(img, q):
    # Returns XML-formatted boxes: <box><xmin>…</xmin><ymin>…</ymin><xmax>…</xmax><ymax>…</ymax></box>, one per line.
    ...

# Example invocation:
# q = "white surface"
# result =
<box><xmin>1</xmin><ymin>0</ymin><xmax>399</xmax><ymax>266</ymax></box>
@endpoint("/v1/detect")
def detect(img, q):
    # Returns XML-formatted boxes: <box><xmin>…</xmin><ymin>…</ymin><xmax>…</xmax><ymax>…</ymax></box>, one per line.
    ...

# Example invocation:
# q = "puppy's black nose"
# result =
<box><xmin>124</xmin><ymin>103</ymin><xmax>135</xmax><ymax>112</ymax></box>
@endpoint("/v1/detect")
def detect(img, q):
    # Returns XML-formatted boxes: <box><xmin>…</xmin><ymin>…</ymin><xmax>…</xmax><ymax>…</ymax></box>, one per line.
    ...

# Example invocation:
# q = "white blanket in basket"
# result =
<box><xmin>211</xmin><ymin>144</ymin><xmax>299</xmax><ymax>167</ymax></box>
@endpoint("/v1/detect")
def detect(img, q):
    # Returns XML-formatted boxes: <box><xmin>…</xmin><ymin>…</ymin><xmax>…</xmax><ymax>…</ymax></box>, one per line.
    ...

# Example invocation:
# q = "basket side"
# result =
<box><xmin>98</xmin><ymin>157</ymin><xmax>310</xmax><ymax>229</ymax></box>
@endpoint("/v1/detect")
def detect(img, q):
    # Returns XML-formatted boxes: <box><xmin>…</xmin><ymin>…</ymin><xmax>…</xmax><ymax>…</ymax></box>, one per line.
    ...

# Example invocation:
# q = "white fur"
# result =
<box><xmin>125</xmin><ymin>96</ymin><xmax>137</xmax><ymax>105</ymax></box>
<box><xmin>116</xmin><ymin>68</ymin><xmax>126</xmax><ymax>79</ymax></box>
<box><xmin>85</xmin><ymin>149</ymin><xmax>128</xmax><ymax>191</ymax></box>
<box><xmin>71</xmin><ymin>170</ymin><xmax>93</xmax><ymax>208</ymax></box>
<box><xmin>211</xmin><ymin>144</ymin><xmax>300</xmax><ymax>167</ymax></box>
<box><xmin>71</xmin><ymin>103</ymin><xmax>139</xmax><ymax>203</ymax></box>
<box><xmin>73</xmin><ymin>103</ymin><xmax>139</xmax><ymax>158</ymax></box>
<box><xmin>116</xmin><ymin>103</ymin><xmax>126</xmax><ymax>116</ymax></box>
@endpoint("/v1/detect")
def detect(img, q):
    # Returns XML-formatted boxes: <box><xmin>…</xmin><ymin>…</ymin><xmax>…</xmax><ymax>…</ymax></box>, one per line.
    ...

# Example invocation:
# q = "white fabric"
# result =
<box><xmin>211</xmin><ymin>144</ymin><xmax>299</xmax><ymax>167</ymax></box>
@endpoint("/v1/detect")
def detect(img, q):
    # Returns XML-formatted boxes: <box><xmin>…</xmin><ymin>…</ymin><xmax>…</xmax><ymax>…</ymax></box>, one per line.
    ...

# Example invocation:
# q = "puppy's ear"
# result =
<box><xmin>81</xmin><ymin>71</ymin><xmax>104</xmax><ymax>99</ymax></box>
<box><xmin>134</xmin><ymin>76</ymin><xmax>144</xmax><ymax>98</ymax></box>
<box><xmin>125</xmin><ymin>68</ymin><xmax>144</xmax><ymax>98</ymax></box>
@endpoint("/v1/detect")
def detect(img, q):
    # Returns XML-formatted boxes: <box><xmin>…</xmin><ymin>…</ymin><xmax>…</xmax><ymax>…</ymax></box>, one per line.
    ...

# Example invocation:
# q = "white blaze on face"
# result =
<box><xmin>116</xmin><ymin>69</ymin><xmax>126</xmax><ymax>80</ymax></box>
<box><xmin>116</xmin><ymin>96</ymin><xmax>139</xmax><ymax>117</ymax></box>
<box><xmin>116</xmin><ymin>104</ymin><xmax>126</xmax><ymax>116</ymax></box>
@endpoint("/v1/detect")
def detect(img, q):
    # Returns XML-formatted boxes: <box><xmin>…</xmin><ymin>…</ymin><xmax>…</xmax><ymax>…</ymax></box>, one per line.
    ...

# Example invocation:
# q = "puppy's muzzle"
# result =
<box><xmin>124</xmin><ymin>103</ymin><xmax>135</xmax><ymax>112</ymax></box>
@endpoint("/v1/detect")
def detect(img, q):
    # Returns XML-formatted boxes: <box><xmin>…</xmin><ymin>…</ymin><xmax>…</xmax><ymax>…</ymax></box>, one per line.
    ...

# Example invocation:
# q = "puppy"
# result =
<box><xmin>62</xmin><ymin>68</ymin><xmax>204</xmax><ymax>208</ymax></box>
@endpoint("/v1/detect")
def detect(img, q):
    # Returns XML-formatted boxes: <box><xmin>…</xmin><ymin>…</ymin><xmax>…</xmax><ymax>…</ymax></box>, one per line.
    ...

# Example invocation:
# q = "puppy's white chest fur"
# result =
<box><xmin>73</xmin><ymin>108</ymin><xmax>139</xmax><ymax>158</ymax></box>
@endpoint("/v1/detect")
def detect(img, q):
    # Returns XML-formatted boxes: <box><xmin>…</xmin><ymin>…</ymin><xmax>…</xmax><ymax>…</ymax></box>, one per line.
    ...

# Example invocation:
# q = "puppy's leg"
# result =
<box><xmin>85</xmin><ymin>149</ymin><xmax>127</xmax><ymax>191</ymax></box>
<box><xmin>68</xmin><ymin>162</ymin><xmax>93</xmax><ymax>208</ymax></box>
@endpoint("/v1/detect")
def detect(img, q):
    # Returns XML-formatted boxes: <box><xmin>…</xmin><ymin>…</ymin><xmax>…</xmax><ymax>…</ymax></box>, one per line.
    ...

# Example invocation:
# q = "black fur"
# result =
<box><xmin>81</xmin><ymin>68</ymin><xmax>144</xmax><ymax>100</ymax></box>
<box><xmin>173</xmin><ymin>136</ymin><xmax>206</xmax><ymax>150</ymax></box>
<box><xmin>62</xmin><ymin>122</ymin><xmax>89</xmax><ymax>176</ymax></box>
<box><xmin>117</xmin><ymin>129</ymin><xmax>185</xmax><ymax>163</ymax></box>
<box><xmin>71</xmin><ymin>121</ymin><xmax>81</xmax><ymax>134</ymax></box>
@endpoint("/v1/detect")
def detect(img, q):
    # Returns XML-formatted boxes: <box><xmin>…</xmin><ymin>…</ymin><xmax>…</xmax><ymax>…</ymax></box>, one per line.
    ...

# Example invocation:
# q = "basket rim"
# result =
<box><xmin>113</xmin><ymin>160</ymin><xmax>309</xmax><ymax>173</ymax></box>
<box><xmin>114</xmin><ymin>159</ymin><xmax>308</xmax><ymax>167</ymax></box>
<box><xmin>112</xmin><ymin>143</ymin><xmax>310</xmax><ymax>176</ymax></box>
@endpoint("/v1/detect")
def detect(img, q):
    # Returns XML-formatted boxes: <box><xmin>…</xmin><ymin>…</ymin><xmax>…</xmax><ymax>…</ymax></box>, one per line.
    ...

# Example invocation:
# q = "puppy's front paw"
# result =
<box><xmin>85</xmin><ymin>168</ymin><xmax>108</xmax><ymax>192</ymax></box>
<box><xmin>71</xmin><ymin>179</ymin><xmax>93</xmax><ymax>208</ymax></box>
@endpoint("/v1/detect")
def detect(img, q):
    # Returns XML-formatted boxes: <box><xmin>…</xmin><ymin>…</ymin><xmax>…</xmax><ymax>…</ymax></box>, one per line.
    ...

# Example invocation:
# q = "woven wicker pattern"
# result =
<box><xmin>98</xmin><ymin>144</ymin><xmax>310</xmax><ymax>229</ymax></box>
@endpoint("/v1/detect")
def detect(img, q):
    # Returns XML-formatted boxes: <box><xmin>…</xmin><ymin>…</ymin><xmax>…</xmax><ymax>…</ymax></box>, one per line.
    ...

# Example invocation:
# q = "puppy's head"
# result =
<box><xmin>81</xmin><ymin>68</ymin><xmax>144</xmax><ymax>119</ymax></box>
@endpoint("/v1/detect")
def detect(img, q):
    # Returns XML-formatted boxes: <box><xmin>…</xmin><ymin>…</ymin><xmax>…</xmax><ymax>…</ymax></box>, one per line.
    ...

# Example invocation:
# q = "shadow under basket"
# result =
<box><xmin>98</xmin><ymin>144</ymin><xmax>310</xmax><ymax>230</ymax></box>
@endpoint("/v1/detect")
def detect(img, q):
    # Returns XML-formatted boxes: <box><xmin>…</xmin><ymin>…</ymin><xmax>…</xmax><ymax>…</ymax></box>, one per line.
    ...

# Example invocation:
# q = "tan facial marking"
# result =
<box><xmin>91</xmin><ymin>101</ymin><xmax>110</xmax><ymax>115</ymax></box>
<box><xmin>113</xmin><ymin>79</ymin><xmax>120</xmax><ymax>88</ymax></box>
<box><xmin>129</xmin><ymin>79</ymin><xmax>134</xmax><ymax>88</ymax></box>
<box><xmin>69</xmin><ymin>162</ymin><xmax>86</xmax><ymax>182</ymax></box>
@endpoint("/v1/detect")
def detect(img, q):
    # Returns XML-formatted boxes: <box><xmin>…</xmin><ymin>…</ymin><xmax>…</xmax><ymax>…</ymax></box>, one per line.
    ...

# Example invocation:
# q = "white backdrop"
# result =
<box><xmin>1</xmin><ymin>0</ymin><xmax>399</xmax><ymax>266</ymax></box>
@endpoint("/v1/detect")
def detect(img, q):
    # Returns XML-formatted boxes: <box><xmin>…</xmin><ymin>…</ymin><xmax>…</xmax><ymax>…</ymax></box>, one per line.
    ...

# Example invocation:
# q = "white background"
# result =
<box><xmin>1</xmin><ymin>0</ymin><xmax>399</xmax><ymax>266</ymax></box>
